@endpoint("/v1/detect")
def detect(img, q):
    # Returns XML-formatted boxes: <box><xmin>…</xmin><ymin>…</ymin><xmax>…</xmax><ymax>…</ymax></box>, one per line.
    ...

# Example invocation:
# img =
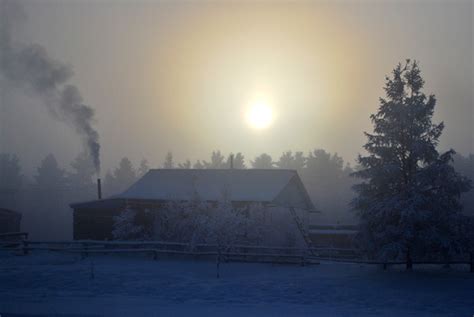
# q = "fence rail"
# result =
<box><xmin>0</xmin><ymin>236</ymin><xmax>472</xmax><ymax>271</ymax></box>
<box><xmin>5</xmin><ymin>239</ymin><xmax>318</xmax><ymax>265</ymax></box>
<box><xmin>0</xmin><ymin>232</ymin><xmax>28</xmax><ymax>240</ymax></box>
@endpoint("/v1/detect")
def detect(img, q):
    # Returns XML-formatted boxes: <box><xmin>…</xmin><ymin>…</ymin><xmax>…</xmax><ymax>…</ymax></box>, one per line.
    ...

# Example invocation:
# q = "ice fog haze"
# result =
<box><xmin>0</xmin><ymin>0</ymin><xmax>472</xmax><ymax>175</ymax></box>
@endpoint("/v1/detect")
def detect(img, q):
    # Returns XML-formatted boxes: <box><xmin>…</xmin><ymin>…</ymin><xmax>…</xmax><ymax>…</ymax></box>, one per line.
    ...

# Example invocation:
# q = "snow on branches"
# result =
<box><xmin>352</xmin><ymin>60</ymin><xmax>472</xmax><ymax>261</ymax></box>
<box><xmin>112</xmin><ymin>207</ymin><xmax>145</xmax><ymax>240</ymax></box>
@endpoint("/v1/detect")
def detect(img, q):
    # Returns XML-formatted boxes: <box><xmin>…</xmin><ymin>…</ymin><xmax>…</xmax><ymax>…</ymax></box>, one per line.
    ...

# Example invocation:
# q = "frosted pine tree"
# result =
<box><xmin>352</xmin><ymin>60</ymin><xmax>471</xmax><ymax>263</ymax></box>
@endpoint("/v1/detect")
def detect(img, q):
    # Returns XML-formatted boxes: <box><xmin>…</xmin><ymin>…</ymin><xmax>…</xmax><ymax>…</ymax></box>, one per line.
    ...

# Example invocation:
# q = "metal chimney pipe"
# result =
<box><xmin>97</xmin><ymin>178</ymin><xmax>102</xmax><ymax>200</ymax></box>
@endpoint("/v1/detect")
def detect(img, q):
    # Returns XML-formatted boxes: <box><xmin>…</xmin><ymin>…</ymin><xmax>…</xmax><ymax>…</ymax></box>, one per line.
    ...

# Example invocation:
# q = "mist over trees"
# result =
<box><xmin>162</xmin><ymin>152</ymin><xmax>174</xmax><ymax>169</ymax></box>
<box><xmin>34</xmin><ymin>154</ymin><xmax>67</xmax><ymax>189</ymax></box>
<box><xmin>103</xmin><ymin>157</ymin><xmax>147</xmax><ymax>197</ymax></box>
<box><xmin>202</xmin><ymin>150</ymin><xmax>226</xmax><ymax>169</ymax></box>
<box><xmin>1</xmin><ymin>104</ymin><xmax>473</xmax><ymax>241</ymax></box>
<box><xmin>1</xmin><ymin>147</ymin><xmax>472</xmax><ymax>241</ymax></box>
<box><xmin>0</xmin><ymin>153</ymin><xmax>23</xmax><ymax>209</ymax></box>
<box><xmin>251</xmin><ymin>153</ymin><xmax>274</xmax><ymax>169</ymax></box>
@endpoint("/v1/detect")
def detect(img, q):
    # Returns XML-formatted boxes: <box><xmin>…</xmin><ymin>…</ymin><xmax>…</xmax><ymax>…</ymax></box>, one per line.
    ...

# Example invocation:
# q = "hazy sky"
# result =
<box><xmin>1</xmin><ymin>0</ymin><xmax>472</xmax><ymax>175</ymax></box>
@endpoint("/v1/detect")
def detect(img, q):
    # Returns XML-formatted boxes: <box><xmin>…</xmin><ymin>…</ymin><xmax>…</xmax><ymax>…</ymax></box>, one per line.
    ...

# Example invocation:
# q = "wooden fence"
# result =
<box><xmin>1</xmin><ymin>238</ymin><xmax>319</xmax><ymax>265</ymax></box>
<box><xmin>0</xmin><ymin>233</ymin><xmax>472</xmax><ymax>272</ymax></box>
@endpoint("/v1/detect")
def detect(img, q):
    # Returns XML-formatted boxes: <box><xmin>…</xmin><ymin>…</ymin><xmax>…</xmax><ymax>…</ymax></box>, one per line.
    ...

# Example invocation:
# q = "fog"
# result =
<box><xmin>0</xmin><ymin>0</ymin><xmax>472</xmax><ymax>176</ymax></box>
<box><xmin>1</xmin><ymin>3</ymin><xmax>474</xmax><ymax>315</ymax></box>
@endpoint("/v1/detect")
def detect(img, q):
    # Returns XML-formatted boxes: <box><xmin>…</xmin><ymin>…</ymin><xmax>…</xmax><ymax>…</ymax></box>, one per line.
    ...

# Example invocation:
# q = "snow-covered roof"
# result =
<box><xmin>76</xmin><ymin>169</ymin><xmax>316</xmax><ymax>211</ymax></box>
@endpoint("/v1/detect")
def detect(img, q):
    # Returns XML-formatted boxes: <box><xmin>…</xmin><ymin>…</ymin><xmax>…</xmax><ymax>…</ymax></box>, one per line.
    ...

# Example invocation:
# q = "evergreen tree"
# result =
<box><xmin>163</xmin><ymin>152</ymin><xmax>174</xmax><ymax>169</ymax></box>
<box><xmin>137</xmin><ymin>159</ymin><xmax>149</xmax><ymax>177</ymax></box>
<box><xmin>104</xmin><ymin>157</ymin><xmax>137</xmax><ymax>196</ymax></box>
<box><xmin>193</xmin><ymin>160</ymin><xmax>204</xmax><ymax>169</ymax></box>
<box><xmin>203</xmin><ymin>150</ymin><xmax>226</xmax><ymax>169</ymax></box>
<box><xmin>306</xmin><ymin>149</ymin><xmax>345</xmax><ymax>180</ymax></box>
<box><xmin>0</xmin><ymin>153</ymin><xmax>23</xmax><ymax>209</ymax></box>
<box><xmin>35</xmin><ymin>154</ymin><xmax>67</xmax><ymax>189</ymax></box>
<box><xmin>178</xmin><ymin>159</ymin><xmax>192</xmax><ymax>169</ymax></box>
<box><xmin>227</xmin><ymin>152</ymin><xmax>246</xmax><ymax>169</ymax></box>
<box><xmin>453</xmin><ymin>153</ymin><xmax>474</xmax><ymax>216</ymax></box>
<box><xmin>114</xmin><ymin>157</ymin><xmax>136</xmax><ymax>185</ymax></box>
<box><xmin>303</xmin><ymin>149</ymin><xmax>354</xmax><ymax>224</ymax></box>
<box><xmin>251</xmin><ymin>153</ymin><xmax>273</xmax><ymax>169</ymax></box>
<box><xmin>103</xmin><ymin>170</ymin><xmax>116</xmax><ymax>197</ymax></box>
<box><xmin>68</xmin><ymin>152</ymin><xmax>95</xmax><ymax>188</ymax></box>
<box><xmin>275</xmin><ymin>151</ymin><xmax>306</xmax><ymax>171</ymax></box>
<box><xmin>0</xmin><ymin>153</ymin><xmax>22</xmax><ymax>191</ymax></box>
<box><xmin>352</xmin><ymin>60</ymin><xmax>471</xmax><ymax>261</ymax></box>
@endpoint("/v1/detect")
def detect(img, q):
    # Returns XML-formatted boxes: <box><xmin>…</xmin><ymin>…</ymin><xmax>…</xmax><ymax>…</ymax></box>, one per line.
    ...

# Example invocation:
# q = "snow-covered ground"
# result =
<box><xmin>0</xmin><ymin>251</ymin><xmax>473</xmax><ymax>316</ymax></box>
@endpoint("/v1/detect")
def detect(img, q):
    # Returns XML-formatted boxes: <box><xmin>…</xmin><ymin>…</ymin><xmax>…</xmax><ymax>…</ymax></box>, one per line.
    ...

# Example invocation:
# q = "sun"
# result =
<box><xmin>246</xmin><ymin>99</ymin><xmax>274</xmax><ymax>130</ymax></box>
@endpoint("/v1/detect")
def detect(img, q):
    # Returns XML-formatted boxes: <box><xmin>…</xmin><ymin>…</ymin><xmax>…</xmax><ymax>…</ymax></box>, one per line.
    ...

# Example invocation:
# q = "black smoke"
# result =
<box><xmin>0</xmin><ymin>0</ymin><xmax>101</xmax><ymax>174</ymax></box>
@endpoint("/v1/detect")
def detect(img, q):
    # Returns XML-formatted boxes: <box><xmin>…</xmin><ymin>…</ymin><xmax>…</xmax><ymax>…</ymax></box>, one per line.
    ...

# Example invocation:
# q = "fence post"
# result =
<box><xmin>22</xmin><ymin>239</ymin><xmax>28</xmax><ymax>255</ymax></box>
<box><xmin>470</xmin><ymin>252</ymin><xmax>473</xmax><ymax>273</ymax></box>
<box><xmin>82</xmin><ymin>243</ymin><xmax>89</xmax><ymax>259</ymax></box>
<box><xmin>301</xmin><ymin>249</ymin><xmax>308</xmax><ymax>267</ymax></box>
<box><xmin>216</xmin><ymin>247</ymin><xmax>221</xmax><ymax>279</ymax></box>
<box><xmin>406</xmin><ymin>249</ymin><xmax>412</xmax><ymax>271</ymax></box>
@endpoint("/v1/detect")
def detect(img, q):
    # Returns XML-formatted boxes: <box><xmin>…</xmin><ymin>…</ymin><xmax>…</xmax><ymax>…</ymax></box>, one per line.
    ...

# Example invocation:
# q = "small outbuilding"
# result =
<box><xmin>71</xmin><ymin>169</ymin><xmax>317</xmax><ymax>245</ymax></box>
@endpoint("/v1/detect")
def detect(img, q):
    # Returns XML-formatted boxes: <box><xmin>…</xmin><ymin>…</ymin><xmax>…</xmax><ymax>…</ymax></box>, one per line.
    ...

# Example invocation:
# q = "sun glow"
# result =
<box><xmin>246</xmin><ymin>98</ymin><xmax>274</xmax><ymax>130</ymax></box>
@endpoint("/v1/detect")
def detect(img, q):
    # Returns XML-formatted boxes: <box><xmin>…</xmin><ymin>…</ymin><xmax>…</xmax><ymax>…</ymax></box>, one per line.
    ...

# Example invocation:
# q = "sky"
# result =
<box><xmin>0</xmin><ymin>0</ymin><xmax>472</xmax><ymax>176</ymax></box>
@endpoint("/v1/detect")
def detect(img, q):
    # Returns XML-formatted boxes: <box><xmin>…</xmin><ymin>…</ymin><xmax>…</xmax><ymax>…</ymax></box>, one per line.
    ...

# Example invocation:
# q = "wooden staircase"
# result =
<box><xmin>289</xmin><ymin>207</ymin><xmax>315</xmax><ymax>256</ymax></box>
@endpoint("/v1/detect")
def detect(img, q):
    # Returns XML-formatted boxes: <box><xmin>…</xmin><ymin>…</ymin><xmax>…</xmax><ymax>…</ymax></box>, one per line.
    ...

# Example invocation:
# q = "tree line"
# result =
<box><xmin>0</xmin><ymin>147</ymin><xmax>472</xmax><ymax>242</ymax></box>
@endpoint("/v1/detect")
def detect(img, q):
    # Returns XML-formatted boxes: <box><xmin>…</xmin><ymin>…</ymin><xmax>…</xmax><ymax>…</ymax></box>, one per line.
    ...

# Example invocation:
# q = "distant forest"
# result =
<box><xmin>0</xmin><ymin>150</ymin><xmax>472</xmax><ymax>240</ymax></box>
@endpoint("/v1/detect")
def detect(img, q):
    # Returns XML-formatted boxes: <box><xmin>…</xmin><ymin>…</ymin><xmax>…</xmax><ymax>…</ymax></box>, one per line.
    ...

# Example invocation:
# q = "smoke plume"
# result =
<box><xmin>0</xmin><ymin>0</ymin><xmax>101</xmax><ymax>174</ymax></box>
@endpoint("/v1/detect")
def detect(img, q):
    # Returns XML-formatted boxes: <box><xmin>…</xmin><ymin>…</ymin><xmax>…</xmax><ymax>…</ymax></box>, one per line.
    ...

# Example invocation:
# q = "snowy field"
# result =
<box><xmin>0</xmin><ymin>251</ymin><xmax>473</xmax><ymax>316</ymax></box>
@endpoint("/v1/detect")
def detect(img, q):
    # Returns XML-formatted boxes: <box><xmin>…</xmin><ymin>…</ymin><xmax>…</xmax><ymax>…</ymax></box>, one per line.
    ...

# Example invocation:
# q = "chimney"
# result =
<box><xmin>97</xmin><ymin>178</ymin><xmax>102</xmax><ymax>200</ymax></box>
<box><xmin>230</xmin><ymin>154</ymin><xmax>234</xmax><ymax>169</ymax></box>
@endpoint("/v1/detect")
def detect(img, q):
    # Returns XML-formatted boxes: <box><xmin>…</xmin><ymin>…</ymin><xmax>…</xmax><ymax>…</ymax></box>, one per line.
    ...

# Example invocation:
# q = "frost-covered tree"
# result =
<box><xmin>190</xmin><ymin>193</ymin><xmax>265</xmax><ymax>248</ymax></box>
<box><xmin>163</xmin><ymin>152</ymin><xmax>174</xmax><ymax>169</ymax></box>
<box><xmin>306</xmin><ymin>149</ymin><xmax>345</xmax><ymax>179</ymax></box>
<box><xmin>154</xmin><ymin>189</ymin><xmax>267</xmax><ymax>248</ymax></box>
<box><xmin>203</xmin><ymin>150</ymin><xmax>227</xmax><ymax>169</ymax></box>
<box><xmin>453</xmin><ymin>153</ymin><xmax>474</xmax><ymax>216</ymax></box>
<box><xmin>193</xmin><ymin>160</ymin><xmax>204</xmax><ymax>169</ymax></box>
<box><xmin>137</xmin><ymin>159</ymin><xmax>149</xmax><ymax>177</ymax></box>
<box><xmin>275</xmin><ymin>151</ymin><xmax>305</xmax><ymax>171</ymax></box>
<box><xmin>227</xmin><ymin>152</ymin><xmax>246</xmax><ymax>169</ymax></box>
<box><xmin>201</xmin><ymin>198</ymin><xmax>245</xmax><ymax>248</ymax></box>
<box><xmin>251</xmin><ymin>153</ymin><xmax>273</xmax><ymax>169</ymax></box>
<box><xmin>155</xmin><ymin>191</ymin><xmax>210</xmax><ymax>242</ymax></box>
<box><xmin>112</xmin><ymin>207</ymin><xmax>144</xmax><ymax>240</ymax></box>
<box><xmin>178</xmin><ymin>159</ymin><xmax>191</xmax><ymax>169</ymax></box>
<box><xmin>352</xmin><ymin>60</ymin><xmax>471</xmax><ymax>262</ymax></box>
